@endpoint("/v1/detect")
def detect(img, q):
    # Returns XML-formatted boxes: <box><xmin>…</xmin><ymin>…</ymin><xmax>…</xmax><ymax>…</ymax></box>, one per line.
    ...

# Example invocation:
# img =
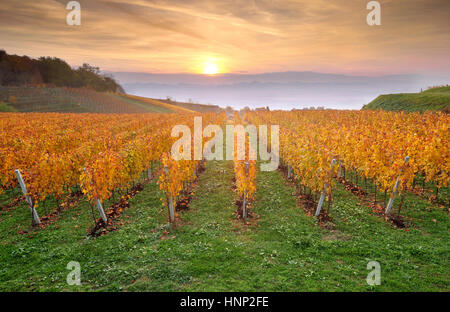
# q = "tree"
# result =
<box><xmin>0</xmin><ymin>50</ymin><xmax>124</xmax><ymax>93</ymax></box>
<box><xmin>37</xmin><ymin>57</ymin><xmax>77</xmax><ymax>86</ymax></box>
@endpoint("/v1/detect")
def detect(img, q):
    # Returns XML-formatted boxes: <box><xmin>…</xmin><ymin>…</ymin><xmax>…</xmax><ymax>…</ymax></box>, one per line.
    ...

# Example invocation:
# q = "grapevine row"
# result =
<box><xmin>0</xmin><ymin>112</ymin><xmax>226</xmax><ymax>224</ymax></box>
<box><xmin>246</xmin><ymin>110</ymin><xmax>449</xmax><ymax>213</ymax></box>
<box><xmin>233</xmin><ymin>112</ymin><xmax>257</xmax><ymax>221</ymax></box>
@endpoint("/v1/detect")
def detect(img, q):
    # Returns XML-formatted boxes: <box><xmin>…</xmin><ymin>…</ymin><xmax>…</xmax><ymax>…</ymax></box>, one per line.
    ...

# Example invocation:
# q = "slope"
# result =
<box><xmin>362</xmin><ymin>86</ymin><xmax>450</xmax><ymax>113</ymax></box>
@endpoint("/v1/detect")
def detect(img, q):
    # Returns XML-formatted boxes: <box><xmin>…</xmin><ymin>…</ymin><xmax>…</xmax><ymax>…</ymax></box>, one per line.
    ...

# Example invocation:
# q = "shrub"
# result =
<box><xmin>0</xmin><ymin>101</ymin><xmax>16</xmax><ymax>112</ymax></box>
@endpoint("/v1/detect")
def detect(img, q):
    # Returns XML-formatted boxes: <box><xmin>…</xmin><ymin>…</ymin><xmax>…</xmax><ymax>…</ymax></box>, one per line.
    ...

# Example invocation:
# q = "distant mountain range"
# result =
<box><xmin>109</xmin><ymin>71</ymin><xmax>450</xmax><ymax>110</ymax></box>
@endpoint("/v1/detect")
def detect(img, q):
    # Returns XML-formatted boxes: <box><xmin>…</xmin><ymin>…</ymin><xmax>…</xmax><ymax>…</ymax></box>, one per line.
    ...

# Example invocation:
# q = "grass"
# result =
<box><xmin>0</xmin><ymin>159</ymin><xmax>448</xmax><ymax>291</ymax></box>
<box><xmin>362</xmin><ymin>86</ymin><xmax>450</xmax><ymax>112</ymax></box>
<box><xmin>108</xmin><ymin>94</ymin><xmax>173</xmax><ymax>113</ymax></box>
<box><xmin>0</xmin><ymin>101</ymin><xmax>16</xmax><ymax>112</ymax></box>
<box><xmin>159</xmin><ymin>99</ymin><xmax>222</xmax><ymax>113</ymax></box>
<box><xmin>323</xmin><ymin>183</ymin><xmax>448</xmax><ymax>291</ymax></box>
<box><xmin>120</xmin><ymin>94</ymin><xmax>195</xmax><ymax>113</ymax></box>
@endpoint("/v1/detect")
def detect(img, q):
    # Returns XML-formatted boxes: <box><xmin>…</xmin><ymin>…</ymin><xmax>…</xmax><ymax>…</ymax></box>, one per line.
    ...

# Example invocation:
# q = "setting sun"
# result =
<box><xmin>203</xmin><ymin>62</ymin><xmax>219</xmax><ymax>75</ymax></box>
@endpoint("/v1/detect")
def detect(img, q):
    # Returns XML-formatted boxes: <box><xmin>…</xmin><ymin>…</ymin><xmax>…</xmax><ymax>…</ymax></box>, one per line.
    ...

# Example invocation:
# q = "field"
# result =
<box><xmin>0</xmin><ymin>110</ymin><xmax>448</xmax><ymax>291</ymax></box>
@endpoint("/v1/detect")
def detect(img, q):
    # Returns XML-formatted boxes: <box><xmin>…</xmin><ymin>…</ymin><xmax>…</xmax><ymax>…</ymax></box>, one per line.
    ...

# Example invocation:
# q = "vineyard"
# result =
<box><xmin>0</xmin><ymin>110</ymin><xmax>448</xmax><ymax>291</ymax></box>
<box><xmin>0</xmin><ymin>86</ymin><xmax>221</xmax><ymax>114</ymax></box>
<box><xmin>0</xmin><ymin>87</ymin><xmax>150</xmax><ymax>113</ymax></box>
<box><xmin>246</xmin><ymin>110</ymin><xmax>449</xmax><ymax>220</ymax></box>
<box><xmin>0</xmin><ymin>112</ymin><xmax>225</xmax><ymax>227</ymax></box>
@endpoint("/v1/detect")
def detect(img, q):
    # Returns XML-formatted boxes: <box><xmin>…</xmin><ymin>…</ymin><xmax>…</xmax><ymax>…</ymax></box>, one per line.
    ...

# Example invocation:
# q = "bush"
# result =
<box><xmin>0</xmin><ymin>101</ymin><xmax>16</xmax><ymax>112</ymax></box>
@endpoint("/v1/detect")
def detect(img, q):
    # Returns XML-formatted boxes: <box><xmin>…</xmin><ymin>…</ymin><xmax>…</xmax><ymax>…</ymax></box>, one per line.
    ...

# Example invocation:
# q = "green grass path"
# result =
<box><xmin>0</xmin><ymin>159</ymin><xmax>448</xmax><ymax>291</ymax></box>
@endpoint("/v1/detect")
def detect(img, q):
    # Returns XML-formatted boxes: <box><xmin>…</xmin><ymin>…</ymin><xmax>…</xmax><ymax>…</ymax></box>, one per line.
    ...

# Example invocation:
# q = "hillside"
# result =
<box><xmin>120</xmin><ymin>94</ymin><xmax>195</xmax><ymax>113</ymax></box>
<box><xmin>0</xmin><ymin>51</ymin><xmax>222</xmax><ymax>114</ymax></box>
<box><xmin>0</xmin><ymin>86</ymin><xmax>224</xmax><ymax>113</ymax></box>
<box><xmin>362</xmin><ymin>86</ymin><xmax>450</xmax><ymax>112</ymax></box>
<box><xmin>159</xmin><ymin>98</ymin><xmax>222</xmax><ymax>113</ymax></box>
<box><xmin>0</xmin><ymin>50</ymin><xmax>123</xmax><ymax>93</ymax></box>
<box><xmin>0</xmin><ymin>86</ymin><xmax>175</xmax><ymax>113</ymax></box>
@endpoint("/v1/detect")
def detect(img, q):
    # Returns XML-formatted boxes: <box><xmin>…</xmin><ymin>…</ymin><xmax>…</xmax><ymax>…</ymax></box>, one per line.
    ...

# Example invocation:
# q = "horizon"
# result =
<box><xmin>2</xmin><ymin>48</ymin><xmax>449</xmax><ymax>110</ymax></box>
<box><xmin>3</xmin><ymin>48</ymin><xmax>449</xmax><ymax>110</ymax></box>
<box><xmin>1</xmin><ymin>0</ymin><xmax>449</xmax><ymax>109</ymax></box>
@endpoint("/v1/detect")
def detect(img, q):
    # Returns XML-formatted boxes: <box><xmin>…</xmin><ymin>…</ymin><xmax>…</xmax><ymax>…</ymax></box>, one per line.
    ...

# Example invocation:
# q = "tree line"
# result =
<box><xmin>0</xmin><ymin>50</ymin><xmax>124</xmax><ymax>93</ymax></box>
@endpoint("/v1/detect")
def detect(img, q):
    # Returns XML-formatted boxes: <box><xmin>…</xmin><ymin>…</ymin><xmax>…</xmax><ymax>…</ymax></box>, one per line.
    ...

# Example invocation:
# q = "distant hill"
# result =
<box><xmin>0</xmin><ymin>86</ymin><xmax>222</xmax><ymax>113</ymax></box>
<box><xmin>362</xmin><ymin>86</ymin><xmax>450</xmax><ymax>113</ymax></box>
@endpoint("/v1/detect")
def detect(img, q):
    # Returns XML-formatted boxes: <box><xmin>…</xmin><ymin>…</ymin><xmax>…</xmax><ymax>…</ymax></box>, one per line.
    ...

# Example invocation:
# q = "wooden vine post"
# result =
<box><xmin>83</xmin><ymin>168</ymin><xmax>107</xmax><ymax>222</ymax></box>
<box><xmin>95</xmin><ymin>199</ymin><xmax>108</xmax><ymax>223</ymax></box>
<box><xmin>337</xmin><ymin>160</ymin><xmax>342</xmax><ymax>178</ymax></box>
<box><xmin>385</xmin><ymin>156</ymin><xmax>410</xmax><ymax>215</ymax></box>
<box><xmin>242</xmin><ymin>161</ymin><xmax>249</xmax><ymax>222</ymax></box>
<box><xmin>147</xmin><ymin>162</ymin><xmax>152</xmax><ymax>180</ymax></box>
<box><xmin>315</xmin><ymin>159</ymin><xmax>336</xmax><ymax>217</ymax></box>
<box><xmin>14</xmin><ymin>169</ymin><xmax>40</xmax><ymax>225</ymax></box>
<box><xmin>165</xmin><ymin>164</ymin><xmax>175</xmax><ymax>223</ymax></box>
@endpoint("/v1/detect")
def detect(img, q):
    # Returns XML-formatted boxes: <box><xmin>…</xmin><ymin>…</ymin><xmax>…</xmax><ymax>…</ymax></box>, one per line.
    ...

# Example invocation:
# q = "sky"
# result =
<box><xmin>1</xmin><ymin>0</ymin><xmax>449</xmax><ymax>76</ymax></box>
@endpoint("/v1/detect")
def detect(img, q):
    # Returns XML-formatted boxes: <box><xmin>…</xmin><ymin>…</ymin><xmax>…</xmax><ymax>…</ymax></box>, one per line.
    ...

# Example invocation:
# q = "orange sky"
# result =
<box><xmin>1</xmin><ymin>0</ymin><xmax>449</xmax><ymax>75</ymax></box>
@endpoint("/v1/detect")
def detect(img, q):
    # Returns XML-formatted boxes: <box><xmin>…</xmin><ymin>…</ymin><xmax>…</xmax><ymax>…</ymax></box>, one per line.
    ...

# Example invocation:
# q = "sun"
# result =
<box><xmin>203</xmin><ymin>62</ymin><xmax>219</xmax><ymax>75</ymax></box>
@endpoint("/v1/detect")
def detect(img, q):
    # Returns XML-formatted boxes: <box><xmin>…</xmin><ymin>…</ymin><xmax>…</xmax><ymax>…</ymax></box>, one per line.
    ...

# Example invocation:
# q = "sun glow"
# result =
<box><xmin>203</xmin><ymin>62</ymin><xmax>219</xmax><ymax>75</ymax></box>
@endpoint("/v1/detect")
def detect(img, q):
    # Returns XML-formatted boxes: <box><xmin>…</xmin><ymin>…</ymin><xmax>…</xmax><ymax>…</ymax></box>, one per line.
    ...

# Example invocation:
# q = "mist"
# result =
<box><xmin>111</xmin><ymin>71</ymin><xmax>450</xmax><ymax>110</ymax></box>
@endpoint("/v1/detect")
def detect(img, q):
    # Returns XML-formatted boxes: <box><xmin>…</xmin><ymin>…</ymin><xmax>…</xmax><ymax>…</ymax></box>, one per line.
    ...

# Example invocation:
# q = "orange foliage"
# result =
<box><xmin>247</xmin><ymin>110</ymin><xmax>449</xmax><ymax>194</ymax></box>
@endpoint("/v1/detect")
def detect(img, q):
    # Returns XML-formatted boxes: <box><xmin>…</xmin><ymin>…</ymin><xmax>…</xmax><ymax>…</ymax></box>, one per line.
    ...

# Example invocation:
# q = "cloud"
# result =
<box><xmin>0</xmin><ymin>0</ymin><xmax>449</xmax><ymax>74</ymax></box>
